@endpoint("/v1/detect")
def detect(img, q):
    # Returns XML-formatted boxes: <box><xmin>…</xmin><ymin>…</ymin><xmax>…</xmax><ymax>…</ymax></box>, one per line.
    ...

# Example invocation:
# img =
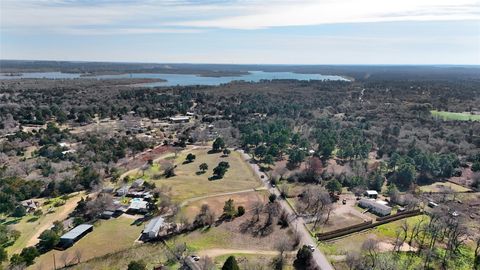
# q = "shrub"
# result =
<box><xmin>237</xmin><ymin>206</ymin><xmax>245</xmax><ymax>216</ymax></box>
<box><xmin>128</xmin><ymin>260</ymin><xmax>146</xmax><ymax>270</ymax></box>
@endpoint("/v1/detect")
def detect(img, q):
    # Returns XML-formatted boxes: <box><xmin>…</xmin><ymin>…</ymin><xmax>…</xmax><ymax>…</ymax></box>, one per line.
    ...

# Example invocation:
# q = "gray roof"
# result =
<box><xmin>144</xmin><ymin>216</ymin><xmax>165</xmax><ymax>234</ymax></box>
<box><xmin>60</xmin><ymin>224</ymin><xmax>93</xmax><ymax>240</ymax></box>
<box><xmin>132</xmin><ymin>179</ymin><xmax>145</xmax><ymax>187</ymax></box>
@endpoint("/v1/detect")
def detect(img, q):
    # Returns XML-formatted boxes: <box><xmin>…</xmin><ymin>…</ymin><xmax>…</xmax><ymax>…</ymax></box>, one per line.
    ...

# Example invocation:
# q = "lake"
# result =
<box><xmin>0</xmin><ymin>71</ymin><xmax>348</xmax><ymax>86</ymax></box>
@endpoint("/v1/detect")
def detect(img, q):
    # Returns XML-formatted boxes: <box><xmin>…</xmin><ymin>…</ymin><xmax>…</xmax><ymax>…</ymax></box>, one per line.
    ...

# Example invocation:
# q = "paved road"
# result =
<box><xmin>238</xmin><ymin>150</ymin><xmax>334</xmax><ymax>270</ymax></box>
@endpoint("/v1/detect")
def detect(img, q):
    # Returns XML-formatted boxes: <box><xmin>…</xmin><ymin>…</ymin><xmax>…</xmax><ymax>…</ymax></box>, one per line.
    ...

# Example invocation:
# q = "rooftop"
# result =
<box><xmin>144</xmin><ymin>216</ymin><xmax>165</xmax><ymax>234</ymax></box>
<box><xmin>60</xmin><ymin>224</ymin><xmax>93</xmax><ymax>240</ymax></box>
<box><xmin>129</xmin><ymin>200</ymin><xmax>148</xmax><ymax>210</ymax></box>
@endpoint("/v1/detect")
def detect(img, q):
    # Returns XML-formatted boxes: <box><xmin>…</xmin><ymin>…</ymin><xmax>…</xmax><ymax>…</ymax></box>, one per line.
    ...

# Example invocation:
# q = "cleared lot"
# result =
<box><xmin>135</xmin><ymin>148</ymin><xmax>262</xmax><ymax>202</ymax></box>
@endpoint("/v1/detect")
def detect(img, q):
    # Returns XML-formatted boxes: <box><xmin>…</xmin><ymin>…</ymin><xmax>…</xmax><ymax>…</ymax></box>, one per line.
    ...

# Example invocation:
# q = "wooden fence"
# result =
<box><xmin>316</xmin><ymin>209</ymin><xmax>423</xmax><ymax>241</ymax></box>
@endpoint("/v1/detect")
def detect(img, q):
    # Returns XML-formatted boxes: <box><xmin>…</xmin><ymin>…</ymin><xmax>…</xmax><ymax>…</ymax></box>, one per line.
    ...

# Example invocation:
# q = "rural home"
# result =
<box><xmin>58</xmin><ymin>224</ymin><xmax>93</xmax><ymax>249</ymax></box>
<box><xmin>358</xmin><ymin>198</ymin><xmax>392</xmax><ymax>216</ymax></box>
<box><xmin>142</xmin><ymin>216</ymin><xmax>166</xmax><ymax>239</ymax></box>
<box><xmin>127</xmin><ymin>198</ymin><xmax>149</xmax><ymax>214</ymax></box>
<box><xmin>20</xmin><ymin>199</ymin><xmax>39</xmax><ymax>213</ymax></box>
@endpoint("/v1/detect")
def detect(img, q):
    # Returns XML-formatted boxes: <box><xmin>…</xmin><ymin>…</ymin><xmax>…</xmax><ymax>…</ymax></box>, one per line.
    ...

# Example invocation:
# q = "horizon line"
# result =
<box><xmin>1</xmin><ymin>59</ymin><xmax>480</xmax><ymax>67</ymax></box>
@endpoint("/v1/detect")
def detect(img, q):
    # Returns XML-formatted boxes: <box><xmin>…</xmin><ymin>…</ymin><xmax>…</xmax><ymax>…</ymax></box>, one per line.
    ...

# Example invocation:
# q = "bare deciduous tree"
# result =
<box><xmin>361</xmin><ymin>236</ymin><xmax>379</xmax><ymax>268</ymax></box>
<box><xmin>74</xmin><ymin>249</ymin><xmax>82</xmax><ymax>264</ymax></box>
<box><xmin>60</xmin><ymin>252</ymin><xmax>70</xmax><ymax>267</ymax></box>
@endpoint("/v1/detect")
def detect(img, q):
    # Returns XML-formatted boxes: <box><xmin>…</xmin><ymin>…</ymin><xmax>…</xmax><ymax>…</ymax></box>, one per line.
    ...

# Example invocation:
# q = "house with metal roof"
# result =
<box><xmin>127</xmin><ymin>198</ymin><xmax>149</xmax><ymax>214</ymax></box>
<box><xmin>142</xmin><ymin>216</ymin><xmax>165</xmax><ymax>239</ymax></box>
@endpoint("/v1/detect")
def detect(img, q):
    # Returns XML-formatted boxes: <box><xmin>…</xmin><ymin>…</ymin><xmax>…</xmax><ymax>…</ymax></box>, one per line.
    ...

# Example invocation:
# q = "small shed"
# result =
<box><xmin>365</xmin><ymin>190</ymin><xmax>379</xmax><ymax>199</ymax></box>
<box><xmin>59</xmin><ymin>224</ymin><xmax>93</xmax><ymax>248</ymax></box>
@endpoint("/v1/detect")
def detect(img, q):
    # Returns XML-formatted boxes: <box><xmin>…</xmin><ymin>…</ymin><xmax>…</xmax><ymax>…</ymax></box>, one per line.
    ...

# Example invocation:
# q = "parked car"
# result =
<box><xmin>307</xmin><ymin>244</ymin><xmax>315</xmax><ymax>252</ymax></box>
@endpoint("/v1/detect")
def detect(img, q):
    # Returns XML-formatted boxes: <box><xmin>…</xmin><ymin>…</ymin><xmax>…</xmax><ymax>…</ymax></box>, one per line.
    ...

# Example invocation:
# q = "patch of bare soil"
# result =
<box><xmin>449</xmin><ymin>166</ymin><xmax>474</xmax><ymax>187</ymax></box>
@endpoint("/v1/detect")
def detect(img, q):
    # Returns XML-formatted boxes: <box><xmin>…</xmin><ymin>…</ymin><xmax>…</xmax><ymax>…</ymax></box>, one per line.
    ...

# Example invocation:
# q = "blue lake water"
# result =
<box><xmin>0</xmin><ymin>71</ymin><xmax>348</xmax><ymax>86</ymax></box>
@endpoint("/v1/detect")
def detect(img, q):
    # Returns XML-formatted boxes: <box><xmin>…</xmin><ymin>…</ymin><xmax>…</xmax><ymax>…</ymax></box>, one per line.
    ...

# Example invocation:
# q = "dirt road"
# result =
<box><xmin>25</xmin><ymin>192</ymin><xmax>86</xmax><ymax>247</ymax></box>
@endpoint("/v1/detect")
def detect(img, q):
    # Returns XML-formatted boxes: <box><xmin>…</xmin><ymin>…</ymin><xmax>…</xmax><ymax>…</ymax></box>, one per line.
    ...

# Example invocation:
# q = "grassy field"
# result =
<box><xmin>181</xmin><ymin>190</ymin><xmax>268</xmax><ymax>220</ymax></box>
<box><xmin>133</xmin><ymin>148</ymin><xmax>262</xmax><ymax>202</ymax></box>
<box><xmin>31</xmin><ymin>216</ymin><xmax>143</xmax><ymax>270</ymax></box>
<box><xmin>319</xmin><ymin>215</ymin><xmax>429</xmax><ymax>256</ymax></box>
<box><xmin>418</xmin><ymin>181</ymin><xmax>471</xmax><ymax>193</ymax></box>
<box><xmin>431</xmin><ymin>110</ymin><xmax>480</xmax><ymax>121</ymax></box>
<box><xmin>69</xmin><ymin>243</ymin><xmax>170</xmax><ymax>270</ymax></box>
<box><xmin>5</xmin><ymin>192</ymin><xmax>85</xmax><ymax>255</ymax></box>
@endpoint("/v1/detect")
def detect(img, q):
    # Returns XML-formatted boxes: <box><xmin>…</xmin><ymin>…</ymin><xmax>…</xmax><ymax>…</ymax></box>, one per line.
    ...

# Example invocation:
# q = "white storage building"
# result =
<box><xmin>358</xmin><ymin>198</ymin><xmax>392</xmax><ymax>216</ymax></box>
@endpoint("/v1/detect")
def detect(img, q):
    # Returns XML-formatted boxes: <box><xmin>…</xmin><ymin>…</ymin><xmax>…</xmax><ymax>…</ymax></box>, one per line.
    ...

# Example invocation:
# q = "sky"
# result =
<box><xmin>0</xmin><ymin>0</ymin><xmax>479</xmax><ymax>64</ymax></box>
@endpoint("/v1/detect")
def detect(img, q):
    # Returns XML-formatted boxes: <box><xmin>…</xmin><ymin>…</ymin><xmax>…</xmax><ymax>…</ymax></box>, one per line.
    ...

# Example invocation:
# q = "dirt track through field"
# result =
<box><xmin>197</xmin><ymin>248</ymin><xmax>292</xmax><ymax>258</ymax></box>
<box><xmin>179</xmin><ymin>188</ymin><xmax>265</xmax><ymax>207</ymax></box>
<box><xmin>25</xmin><ymin>193</ymin><xmax>86</xmax><ymax>247</ymax></box>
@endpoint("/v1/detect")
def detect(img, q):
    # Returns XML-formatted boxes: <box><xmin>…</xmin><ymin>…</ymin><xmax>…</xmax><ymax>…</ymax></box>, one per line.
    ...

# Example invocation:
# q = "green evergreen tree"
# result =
<box><xmin>222</xmin><ymin>255</ymin><xmax>240</xmax><ymax>270</ymax></box>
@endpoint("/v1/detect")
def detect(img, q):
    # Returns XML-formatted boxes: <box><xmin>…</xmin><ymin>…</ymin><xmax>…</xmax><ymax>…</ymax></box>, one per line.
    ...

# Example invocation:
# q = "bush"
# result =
<box><xmin>237</xmin><ymin>206</ymin><xmax>245</xmax><ymax>216</ymax></box>
<box><xmin>33</xmin><ymin>209</ymin><xmax>43</xmax><ymax>216</ymax></box>
<box><xmin>128</xmin><ymin>260</ymin><xmax>146</xmax><ymax>270</ymax></box>
<box><xmin>38</xmin><ymin>230</ymin><xmax>60</xmax><ymax>251</ymax></box>
<box><xmin>472</xmin><ymin>161</ymin><xmax>480</xmax><ymax>172</ymax></box>
<box><xmin>293</xmin><ymin>245</ymin><xmax>314</xmax><ymax>269</ymax></box>
<box><xmin>269</xmin><ymin>194</ymin><xmax>277</xmax><ymax>203</ymax></box>
<box><xmin>0</xmin><ymin>246</ymin><xmax>7</xmax><ymax>263</ymax></box>
<box><xmin>12</xmin><ymin>205</ymin><xmax>26</xmax><ymax>217</ymax></box>
<box><xmin>186</xmin><ymin>153</ymin><xmax>196</xmax><ymax>163</ymax></box>
<box><xmin>222</xmin><ymin>255</ymin><xmax>240</xmax><ymax>270</ymax></box>
<box><xmin>19</xmin><ymin>246</ymin><xmax>39</xmax><ymax>266</ymax></box>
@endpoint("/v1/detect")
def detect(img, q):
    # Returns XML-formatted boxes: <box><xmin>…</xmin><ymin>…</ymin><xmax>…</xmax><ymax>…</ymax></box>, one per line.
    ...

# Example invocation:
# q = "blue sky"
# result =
<box><xmin>1</xmin><ymin>0</ymin><xmax>479</xmax><ymax>64</ymax></box>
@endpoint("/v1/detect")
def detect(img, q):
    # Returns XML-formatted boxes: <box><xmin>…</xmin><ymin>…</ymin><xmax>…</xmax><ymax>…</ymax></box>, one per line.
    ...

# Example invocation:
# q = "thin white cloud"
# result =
<box><xmin>175</xmin><ymin>0</ymin><xmax>480</xmax><ymax>29</ymax></box>
<box><xmin>0</xmin><ymin>0</ymin><xmax>479</xmax><ymax>34</ymax></box>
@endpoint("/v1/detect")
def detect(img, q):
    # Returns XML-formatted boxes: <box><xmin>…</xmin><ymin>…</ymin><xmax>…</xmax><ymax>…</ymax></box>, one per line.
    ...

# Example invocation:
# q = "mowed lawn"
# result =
<box><xmin>6</xmin><ymin>192</ymin><xmax>85</xmax><ymax>255</ymax></box>
<box><xmin>431</xmin><ymin>110</ymin><xmax>480</xmax><ymax>121</ymax></box>
<box><xmin>31</xmin><ymin>216</ymin><xmax>143</xmax><ymax>270</ymax></box>
<box><xmin>418</xmin><ymin>181</ymin><xmax>471</xmax><ymax>193</ymax></box>
<box><xmin>137</xmin><ymin>148</ymin><xmax>262</xmax><ymax>202</ymax></box>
